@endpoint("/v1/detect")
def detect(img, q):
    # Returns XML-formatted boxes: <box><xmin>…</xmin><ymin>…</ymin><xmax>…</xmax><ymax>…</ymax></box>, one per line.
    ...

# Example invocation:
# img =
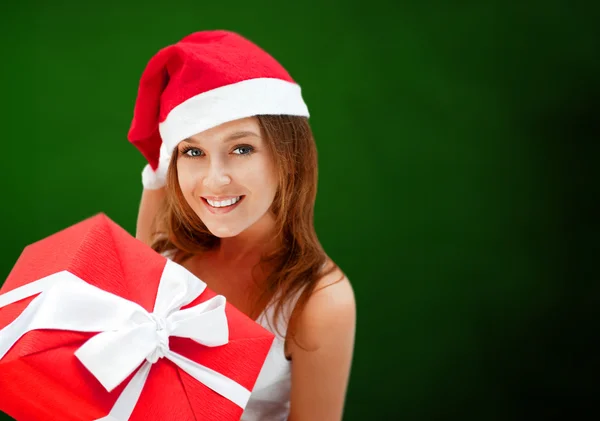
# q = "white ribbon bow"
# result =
<box><xmin>0</xmin><ymin>259</ymin><xmax>252</xmax><ymax>420</ymax></box>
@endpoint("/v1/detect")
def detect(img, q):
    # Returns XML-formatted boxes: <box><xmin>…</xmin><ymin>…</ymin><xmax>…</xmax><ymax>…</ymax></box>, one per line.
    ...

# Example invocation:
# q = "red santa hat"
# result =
<box><xmin>127</xmin><ymin>30</ymin><xmax>309</xmax><ymax>188</ymax></box>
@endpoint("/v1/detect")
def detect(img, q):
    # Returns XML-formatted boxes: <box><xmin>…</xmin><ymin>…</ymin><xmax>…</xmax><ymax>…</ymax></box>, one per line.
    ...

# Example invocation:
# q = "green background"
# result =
<box><xmin>1</xmin><ymin>1</ymin><xmax>598</xmax><ymax>420</ymax></box>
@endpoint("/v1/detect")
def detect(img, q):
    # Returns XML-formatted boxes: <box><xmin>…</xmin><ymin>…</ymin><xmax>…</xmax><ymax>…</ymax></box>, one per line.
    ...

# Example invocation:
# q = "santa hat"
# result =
<box><xmin>127</xmin><ymin>30</ymin><xmax>310</xmax><ymax>188</ymax></box>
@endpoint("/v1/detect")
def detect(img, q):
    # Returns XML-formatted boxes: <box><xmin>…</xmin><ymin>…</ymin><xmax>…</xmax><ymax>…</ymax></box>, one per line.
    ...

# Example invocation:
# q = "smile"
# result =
<box><xmin>205</xmin><ymin>196</ymin><xmax>242</xmax><ymax>207</ymax></box>
<box><xmin>201</xmin><ymin>195</ymin><xmax>245</xmax><ymax>214</ymax></box>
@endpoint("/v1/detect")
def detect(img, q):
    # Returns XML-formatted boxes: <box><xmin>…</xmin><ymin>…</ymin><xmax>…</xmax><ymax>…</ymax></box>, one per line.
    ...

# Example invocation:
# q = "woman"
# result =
<box><xmin>130</xmin><ymin>30</ymin><xmax>355</xmax><ymax>421</ymax></box>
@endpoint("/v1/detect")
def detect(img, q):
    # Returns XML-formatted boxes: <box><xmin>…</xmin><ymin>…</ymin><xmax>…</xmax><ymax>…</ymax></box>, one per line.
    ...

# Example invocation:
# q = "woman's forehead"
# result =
<box><xmin>182</xmin><ymin>116</ymin><xmax>261</xmax><ymax>145</ymax></box>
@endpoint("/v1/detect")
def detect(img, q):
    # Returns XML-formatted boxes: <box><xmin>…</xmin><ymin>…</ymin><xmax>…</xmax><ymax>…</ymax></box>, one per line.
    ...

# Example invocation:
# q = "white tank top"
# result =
<box><xmin>240</xmin><ymin>292</ymin><xmax>301</xmax><ymax>421</ymax></box>
<box><xmin>161</xmin><ymin>250</ymin><xmax>297</xmax><ymax>421</ymax></box>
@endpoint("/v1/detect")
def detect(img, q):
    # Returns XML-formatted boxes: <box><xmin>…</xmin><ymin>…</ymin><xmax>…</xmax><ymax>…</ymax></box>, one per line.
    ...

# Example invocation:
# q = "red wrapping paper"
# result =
<box><xmin>0</xmin><ymin>213</ymin><xmax>274</xmax><ymax>421</ymax></box>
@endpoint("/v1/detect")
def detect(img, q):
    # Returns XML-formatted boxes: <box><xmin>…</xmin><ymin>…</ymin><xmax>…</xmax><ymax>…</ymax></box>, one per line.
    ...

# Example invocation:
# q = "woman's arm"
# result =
<box><xmin>287</xmin><ymin>269</ymin><xmax>356</xmax><ymax>421</ymax></box>
<box><xmin>135</xmin><ymin>187</ymin><xmax>166</xmax><ymax>246</ymax></box>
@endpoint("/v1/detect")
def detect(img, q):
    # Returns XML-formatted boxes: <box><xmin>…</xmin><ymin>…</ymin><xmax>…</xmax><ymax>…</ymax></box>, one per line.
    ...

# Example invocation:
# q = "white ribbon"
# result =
<box><xmin>0</xmin><ymin>259</ymin><xmax>252</xmax><ymax>420</ymax></box>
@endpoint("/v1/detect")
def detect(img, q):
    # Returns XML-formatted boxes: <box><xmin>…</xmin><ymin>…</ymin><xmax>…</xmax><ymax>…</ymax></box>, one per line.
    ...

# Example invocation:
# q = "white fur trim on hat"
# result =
<box><xmin>141</xmin><ymin>143</ymin><xmax>171</xmax><ymax>190</ymax></box>
<box><xmin>158</xmin><ymin>77</ymin><xmax>309</xmax><ymax>152</ymax></box>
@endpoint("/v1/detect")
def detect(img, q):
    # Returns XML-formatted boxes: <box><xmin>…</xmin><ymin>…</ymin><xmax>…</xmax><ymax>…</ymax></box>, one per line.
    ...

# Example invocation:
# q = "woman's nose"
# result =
<box><xmin>202</xmin><ymin>161</ymin><xmax>232</xmax><ymax>189</ymax></box>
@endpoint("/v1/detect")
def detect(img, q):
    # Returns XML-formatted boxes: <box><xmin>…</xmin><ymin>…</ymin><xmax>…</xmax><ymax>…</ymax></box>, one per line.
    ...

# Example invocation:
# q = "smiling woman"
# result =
<box><xmin>130</xmin><ymin>30</ymin><xmax>356</xmax><ymax>421</ymax></box>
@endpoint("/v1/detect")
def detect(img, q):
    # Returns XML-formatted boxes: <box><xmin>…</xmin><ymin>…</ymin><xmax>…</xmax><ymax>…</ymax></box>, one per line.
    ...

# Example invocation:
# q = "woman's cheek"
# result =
<box><xmin>177</xmin><ymin>164</ymin><xmax>199</xmax><ymax>191</ymax></box>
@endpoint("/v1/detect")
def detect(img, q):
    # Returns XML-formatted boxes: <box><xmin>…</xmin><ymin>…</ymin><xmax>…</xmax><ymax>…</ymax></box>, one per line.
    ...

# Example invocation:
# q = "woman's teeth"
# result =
<box><xmin>206</xmin><ymin>196</ymin><xmax>241</xmax><ymax>208</ymax></box>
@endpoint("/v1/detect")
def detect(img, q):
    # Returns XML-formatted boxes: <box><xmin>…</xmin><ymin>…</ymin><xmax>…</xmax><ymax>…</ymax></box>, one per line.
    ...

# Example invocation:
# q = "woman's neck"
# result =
<box><xmin>215</xmin><ymin>211</ymin><xmax>279</xmax><ymax>268</ymax></box>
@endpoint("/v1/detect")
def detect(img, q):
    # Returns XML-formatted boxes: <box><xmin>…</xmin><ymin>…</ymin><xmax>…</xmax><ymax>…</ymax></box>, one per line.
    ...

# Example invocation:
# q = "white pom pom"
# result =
<box><xmin>141</xmin><ymin>163</ymin><xmax>167</xmax><ymax>190</ymax></box>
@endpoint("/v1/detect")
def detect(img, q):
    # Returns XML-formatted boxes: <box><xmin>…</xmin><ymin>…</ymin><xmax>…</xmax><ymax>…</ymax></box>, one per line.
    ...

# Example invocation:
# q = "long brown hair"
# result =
<box><xmin>150</xmin><ymin>115</ymin><xmax>337</xmax><ymax>341</ymax></box>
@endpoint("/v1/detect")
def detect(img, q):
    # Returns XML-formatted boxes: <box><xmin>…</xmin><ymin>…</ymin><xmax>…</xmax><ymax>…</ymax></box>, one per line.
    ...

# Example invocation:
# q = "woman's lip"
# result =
<box><xmin>201</xmin><ymin>195</ymin><xmax>245</xmax><ymax>214</ymax></box>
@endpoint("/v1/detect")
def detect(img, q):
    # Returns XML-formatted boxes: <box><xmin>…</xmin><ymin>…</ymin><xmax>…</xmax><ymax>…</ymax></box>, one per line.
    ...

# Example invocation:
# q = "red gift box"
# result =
<box><xmin>0</xmin><ymin>213</ymin><xmax>275</xmax><ymax>421</ymax></box>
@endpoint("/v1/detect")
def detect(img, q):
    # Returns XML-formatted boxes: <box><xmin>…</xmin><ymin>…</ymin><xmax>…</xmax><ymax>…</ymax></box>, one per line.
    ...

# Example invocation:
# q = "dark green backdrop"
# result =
<box><xmin>1</xmin><ymin>1</ymin><xmax>598</xmax><ymax>420</ymax></box>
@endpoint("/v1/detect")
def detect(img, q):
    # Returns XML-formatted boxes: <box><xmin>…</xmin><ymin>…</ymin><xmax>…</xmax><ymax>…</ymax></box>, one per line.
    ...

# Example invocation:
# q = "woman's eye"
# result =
<box><xmin>232</xmin><ymin>145</ymin><xmax>254</xmax><ymax>155</ymax></box>
<box><xmin>184</xmin><ymin>148</ymin><xmax>203</xmax><ymax>157</ymax></box>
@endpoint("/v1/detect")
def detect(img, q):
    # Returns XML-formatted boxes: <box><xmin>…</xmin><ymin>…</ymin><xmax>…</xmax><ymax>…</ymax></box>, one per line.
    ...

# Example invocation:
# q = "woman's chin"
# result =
<box><xmin>206</xmin><ymin>224</ymin><xmax>242</xmax><ymax>238</ymax></box>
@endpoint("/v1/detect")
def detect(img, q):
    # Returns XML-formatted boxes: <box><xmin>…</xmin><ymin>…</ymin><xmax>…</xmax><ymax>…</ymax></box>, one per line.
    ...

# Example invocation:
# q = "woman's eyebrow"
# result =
<box><xmin>224</xmin><ymin>131</ymin><xmax>261</xmax><ymax>142</ymax></box>
<box><xmin>183</xmin><ymin>131</ymin><xmax>261</xmax><ymax>145</ymax></box>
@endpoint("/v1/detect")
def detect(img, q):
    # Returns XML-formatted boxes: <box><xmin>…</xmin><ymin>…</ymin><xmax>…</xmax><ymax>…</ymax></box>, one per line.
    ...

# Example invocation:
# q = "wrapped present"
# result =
<box><xmin>0</xmin><ymin>213</ymin><xmax>275</xmax><ymax>421</ymax></box>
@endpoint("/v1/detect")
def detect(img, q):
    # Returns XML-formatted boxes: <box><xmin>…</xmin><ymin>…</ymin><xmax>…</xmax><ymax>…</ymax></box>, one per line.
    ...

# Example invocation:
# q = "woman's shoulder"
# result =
<box><xmin>314</xmin><ymin>259</ymin><xmax>355</xmax><ymax>320</ymax></box>
<box><xmin>316</xmin><ymin>258</ymin><xmax>352</xmax><ymax>294</ymax></box>
<box><xmin>290</xmin><ymin>258</ymin><xmax>356</xmax><ymax>352</ymax></box>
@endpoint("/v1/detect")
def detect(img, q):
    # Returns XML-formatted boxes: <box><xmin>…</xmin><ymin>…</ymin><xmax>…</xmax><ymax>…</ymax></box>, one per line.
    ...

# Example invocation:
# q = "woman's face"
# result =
<box><xmin>175</xmin><ymin>117</ymin><xmax>278</xmax><ymax>238</ymax></box>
